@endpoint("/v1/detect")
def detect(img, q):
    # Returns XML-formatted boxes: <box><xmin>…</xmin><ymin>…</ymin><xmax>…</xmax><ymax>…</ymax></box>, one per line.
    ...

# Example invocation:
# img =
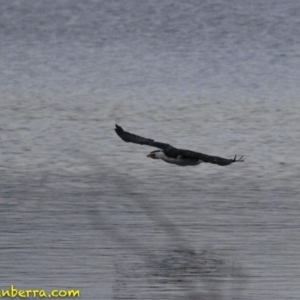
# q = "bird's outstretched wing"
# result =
<box><xmin>170</xmin><ymin>148</ymin><xmax>244</xmax><ymax>166</ymax></box>
<box><xmin>115</xmin><ymin>124</ymin><xmax>173</xmax><ymax>151</ymax></box>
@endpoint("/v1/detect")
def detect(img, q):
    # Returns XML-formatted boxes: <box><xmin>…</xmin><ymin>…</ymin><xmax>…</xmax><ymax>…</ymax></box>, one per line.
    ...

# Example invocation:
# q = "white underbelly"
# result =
<box><xmin>162</xmin><ymin>156</ymin><xmax>202</xmax><ymax>166</ymax></box>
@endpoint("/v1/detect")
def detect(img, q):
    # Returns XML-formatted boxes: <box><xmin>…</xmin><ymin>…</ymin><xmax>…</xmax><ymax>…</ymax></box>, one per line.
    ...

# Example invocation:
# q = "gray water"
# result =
<box><xmin>1</xmin><ymin>0</ymin><xmax>300</xmax><ymax>299</ymax></box>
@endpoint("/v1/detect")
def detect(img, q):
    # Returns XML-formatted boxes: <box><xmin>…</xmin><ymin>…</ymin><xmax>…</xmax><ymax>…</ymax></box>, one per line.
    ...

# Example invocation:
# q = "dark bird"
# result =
<box><xmin>115</xmin><ymin>124</ymin><xmax>244</xmax><ymax>166</ymax></box>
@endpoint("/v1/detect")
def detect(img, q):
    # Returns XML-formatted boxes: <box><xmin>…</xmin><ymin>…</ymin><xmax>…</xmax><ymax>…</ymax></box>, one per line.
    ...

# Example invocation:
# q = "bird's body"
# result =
<box><xmin>149</xmin><ymin>150</ymin><xmax>203</xmax><ymax>166</ymax></box>
<box><xmin>115</xmin><ymin>124</ymin><xmax>244</xmax><ymax>167</ymax></box>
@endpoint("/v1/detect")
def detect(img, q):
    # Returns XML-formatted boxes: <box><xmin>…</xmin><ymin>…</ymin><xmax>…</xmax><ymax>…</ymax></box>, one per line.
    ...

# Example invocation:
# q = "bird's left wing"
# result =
<box><xmin>115</xmin><ymin>124</ymin><xmax>173</xmax><ymax>151</ymax></box>
<box><xmin>176</xmin><ymin>149</ymin><xmax>244</xmax><ymax>166</ymax></box>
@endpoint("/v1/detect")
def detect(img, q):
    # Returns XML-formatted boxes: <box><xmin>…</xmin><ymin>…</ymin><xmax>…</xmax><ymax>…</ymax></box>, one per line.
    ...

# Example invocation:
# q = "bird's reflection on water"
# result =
<box><xmin>88</xmin><ymin>167</ymin><xmax>247</xmax><ymax>300</ymax></box>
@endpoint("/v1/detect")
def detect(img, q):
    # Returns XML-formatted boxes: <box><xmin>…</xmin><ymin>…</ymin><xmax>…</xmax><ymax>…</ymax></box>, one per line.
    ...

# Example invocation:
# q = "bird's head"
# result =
<box><xmin>147</xmin><ymin>150</ymin><xmax>162</xmax><ymax>159</ymax></box>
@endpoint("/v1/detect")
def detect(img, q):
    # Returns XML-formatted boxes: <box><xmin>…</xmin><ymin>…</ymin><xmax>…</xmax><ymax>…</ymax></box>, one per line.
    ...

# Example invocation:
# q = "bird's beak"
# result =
<box><xmin>147</xmin><ymin>153</ymin><xmax>155</xmax><ymax>159</ymax></box>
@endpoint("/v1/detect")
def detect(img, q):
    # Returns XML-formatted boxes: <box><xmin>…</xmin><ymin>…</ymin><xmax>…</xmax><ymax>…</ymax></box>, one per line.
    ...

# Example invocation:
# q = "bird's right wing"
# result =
<box><xmin>175</xmin><ymin>149</ymin><xmax>244</xmax><ymax>166</ymax></box>
<box><xmin>115</xmin><ymin>124</ymin><xmax>173</xmax><ymax>151</ymax></box>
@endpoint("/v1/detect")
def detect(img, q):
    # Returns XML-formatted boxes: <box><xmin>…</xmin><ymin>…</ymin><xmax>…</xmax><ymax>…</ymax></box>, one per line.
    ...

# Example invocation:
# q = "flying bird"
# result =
<box><xmin>115</xmin><ymin>124</ymin><xmax>244</xmax><ymax>166</ymax></box>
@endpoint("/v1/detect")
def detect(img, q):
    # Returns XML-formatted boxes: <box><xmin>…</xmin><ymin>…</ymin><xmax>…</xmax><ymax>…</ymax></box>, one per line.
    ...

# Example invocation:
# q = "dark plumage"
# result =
<box><xmin>115</xmin><ymin>124</ymin><xmax>244</xmax><ymax>166</ymax></box>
